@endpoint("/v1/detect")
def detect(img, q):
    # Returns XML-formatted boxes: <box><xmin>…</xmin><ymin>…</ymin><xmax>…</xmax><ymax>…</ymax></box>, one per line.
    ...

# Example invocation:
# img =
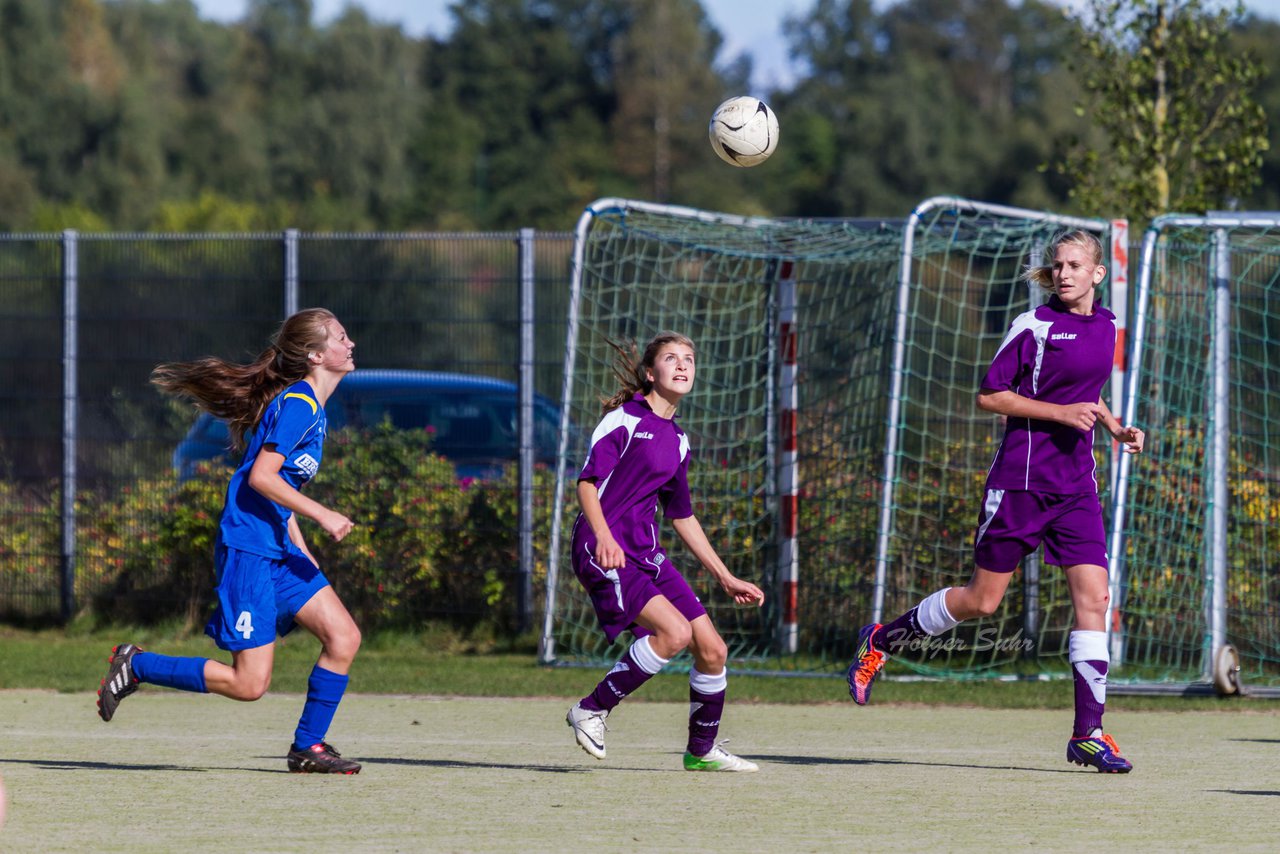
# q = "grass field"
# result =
<box><xmin>2</xmin><ymin>687</ymin><xmax>1278</xmax><ymax>851</ymax></box>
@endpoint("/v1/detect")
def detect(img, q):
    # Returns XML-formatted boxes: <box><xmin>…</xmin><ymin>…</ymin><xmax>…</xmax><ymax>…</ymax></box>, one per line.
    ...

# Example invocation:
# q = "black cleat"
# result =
<box><xmin>287</xmin><ymin>741</ymin><xmax>362</xmax><ymax>774</ymax></box>
<box><xmin>97</xmin><ymin>643</ymin><xmax>142</xmax><ymax>722</ymax></box>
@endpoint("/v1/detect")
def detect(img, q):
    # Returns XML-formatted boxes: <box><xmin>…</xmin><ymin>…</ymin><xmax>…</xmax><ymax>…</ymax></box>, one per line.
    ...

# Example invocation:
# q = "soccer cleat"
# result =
<box><xmin>846</xmin><ymin>623</ymin><xmax>887</xmax><ymax>706</ymax></box>
<box><xmin>1066</xmin><ymin>733</ymin><xmax>1133</xmax><ymax>773</ymax></box>
<box><xmin>566</xmin><ymin>703</ymin><xmax>609</xmax><ymax>760</ymax></box>
<box><xmin>97</xmin><ymin>643</ymin><xmax>142</xmax><ymax>722</ymax></box>
<box><xmin>287</xmin><ymin>741</ymin><xmax>362</xmax><ymax>774</ymax></box>
<box><xmin>683</xmin><ymin>743</ymin><xmax>759</xmax><ymax>773</ymax></box>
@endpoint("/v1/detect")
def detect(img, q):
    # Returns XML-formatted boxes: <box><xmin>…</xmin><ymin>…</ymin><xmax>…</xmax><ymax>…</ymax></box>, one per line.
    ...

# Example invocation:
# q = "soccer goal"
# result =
<box><xmin>1110</xmin><ymin>213</ymin><xmax>1280</xmax><ymax>695</ymax></box>
<box><xmin>539</xmin><ymin>197</ymin><xmax>1118</xmax><ymax>677</ymax></box>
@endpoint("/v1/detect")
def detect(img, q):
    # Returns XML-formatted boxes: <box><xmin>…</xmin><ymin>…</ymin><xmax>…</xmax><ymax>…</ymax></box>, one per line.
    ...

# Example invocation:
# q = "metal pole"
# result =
<box><xmin>775</xmin><ymin>261</ymin><xmax>799</xmax><ymax>654</ymax></box>
<box><xmin>1205</xmin><ymin>228</ymin><xmax>1231</xmax><ymax>678</ymax></box>
<box><xmin>61</xmin><ymin>230</ymin><xmax>79</xmax><ymax>621</ymax></box>
<box><xmin>1021</xmin><ymin>240</ymin><xmax>1049</xmax><ymax>655</ymax></box>
<box><xmin>284</xmin><ymin>229</ymin><xmax>299</xmax><ymax>317</ymax></box>
<box><xmin>517</xmin><ymin>229</ymin><xmax>536</xmax><ymax>635</ymax></box>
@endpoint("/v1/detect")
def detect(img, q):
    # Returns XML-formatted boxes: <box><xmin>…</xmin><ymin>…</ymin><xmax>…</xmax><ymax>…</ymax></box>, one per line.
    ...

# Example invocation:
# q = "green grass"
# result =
<box><xmin>2</xmin><ymin>691</ymin><xmax>1278</xmax><ymax>851</ymax></box>
<box><xmin>1</xmin><ymin>625</ymin><xmax>1270</xmax><ymax>713</ymax></box>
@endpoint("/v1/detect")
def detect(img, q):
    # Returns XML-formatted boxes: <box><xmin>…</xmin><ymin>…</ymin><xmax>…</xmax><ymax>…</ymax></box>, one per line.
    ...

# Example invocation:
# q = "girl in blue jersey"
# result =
<box><xmin>96</xmin><ymin>308</ymin><xmax>364</xmax><ymax>774</ymax></box>
<box><xmin>845</xmin><ymin>231</ymin><xmax>1146</xmax><ymax>773</ymax></box>
<box><xmin>565</xmin><ymin>332</ymin><xmax>766</xmax><ymax>772</ymax></box>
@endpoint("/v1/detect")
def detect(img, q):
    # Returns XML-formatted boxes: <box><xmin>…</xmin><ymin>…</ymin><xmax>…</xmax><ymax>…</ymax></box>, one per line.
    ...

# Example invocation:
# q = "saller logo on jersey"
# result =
<box><xmin>296</xmin><ymin>453</ymin><xmax>319</xmax><ymax>477</ymax></box>
<box><xmin>635</xmin><ymin>431</ymin><xmax>655</xmax><ymax>440</ymax></box>
<box><xmin>1051</xmin><ymin>333</ymin><xmax>1078</xmax><ymax>341</ymax></box>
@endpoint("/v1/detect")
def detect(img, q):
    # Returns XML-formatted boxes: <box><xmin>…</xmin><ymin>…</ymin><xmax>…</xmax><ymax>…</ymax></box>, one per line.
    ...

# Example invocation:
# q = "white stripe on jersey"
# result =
<box><xmin>582</xmin><ymin>407</ymin><xmax>643</xmax><ymax>500</ymax></box>
<box><xmin>990</xmin><ymin>310</ymin><xmax>1054</xmax><ymax>396</ymax></box>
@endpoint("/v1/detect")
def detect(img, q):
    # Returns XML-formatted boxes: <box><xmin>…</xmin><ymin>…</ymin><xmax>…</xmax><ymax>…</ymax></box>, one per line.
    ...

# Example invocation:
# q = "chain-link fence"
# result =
<box><xmin>0</xmin><ymin>230</ymin><xmax>572</xmax><ymax>632</ymax></box>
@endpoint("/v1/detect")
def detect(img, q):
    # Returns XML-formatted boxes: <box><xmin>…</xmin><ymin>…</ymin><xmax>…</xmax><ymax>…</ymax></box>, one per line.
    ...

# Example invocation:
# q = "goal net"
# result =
<box><xmin>1112</xmin><ymin>214</ymin><xmax>1280</xmax><ymax>691</ymax></box>
<box><xmin>540</xmin><ymin>197</ymin><xmax>1116</xmax><ymax>678</ymax></box>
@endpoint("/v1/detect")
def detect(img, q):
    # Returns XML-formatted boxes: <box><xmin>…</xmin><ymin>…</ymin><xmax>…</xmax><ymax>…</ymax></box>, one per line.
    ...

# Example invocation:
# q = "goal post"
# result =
<box><xmin>540</xmin><ymin>197</ymin><xmax>1125</xmax><ymax>675</ymax></box>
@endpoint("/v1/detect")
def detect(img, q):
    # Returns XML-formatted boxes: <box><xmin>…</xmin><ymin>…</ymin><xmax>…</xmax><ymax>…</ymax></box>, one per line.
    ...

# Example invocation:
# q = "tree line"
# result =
<box><xmin>0</xmin><ymin>0</ymin><xmax>1274</xmax><ymax>232</ymax></box>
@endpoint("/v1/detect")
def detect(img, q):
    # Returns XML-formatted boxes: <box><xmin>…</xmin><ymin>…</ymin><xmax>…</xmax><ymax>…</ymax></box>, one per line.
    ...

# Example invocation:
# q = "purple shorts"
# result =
<box><xmin>571</xmin><ymin>540</ymin><xmax>706</xmax><ymax>643</ymax></box>
<box><xmin>972</xmin><ymin>489</ymin><xmax>1109</xmax><ymax>573</ymax></box>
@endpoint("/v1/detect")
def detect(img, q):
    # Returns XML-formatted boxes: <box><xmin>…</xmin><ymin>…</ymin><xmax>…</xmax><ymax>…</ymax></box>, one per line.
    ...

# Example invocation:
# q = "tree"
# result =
<box><xmin>1062</xmin><ymin>0</ymin><xmax>1268</xmax><ymax>222</ymax></box>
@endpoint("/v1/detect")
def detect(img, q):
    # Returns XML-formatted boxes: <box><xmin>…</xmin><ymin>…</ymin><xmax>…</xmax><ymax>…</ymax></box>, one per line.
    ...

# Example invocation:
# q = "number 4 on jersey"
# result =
<box><xmin>235</xmin><ymin>610</ymin><xmax>254</xmax><ymax>639</ymax></box>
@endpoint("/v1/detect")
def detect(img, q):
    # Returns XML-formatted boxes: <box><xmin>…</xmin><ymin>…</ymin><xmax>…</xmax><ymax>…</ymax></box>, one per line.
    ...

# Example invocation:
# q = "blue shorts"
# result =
<box><xmin>205</xmin><ymin>542</ymin><xmax>330</xmax><ymax>651</ymax></box>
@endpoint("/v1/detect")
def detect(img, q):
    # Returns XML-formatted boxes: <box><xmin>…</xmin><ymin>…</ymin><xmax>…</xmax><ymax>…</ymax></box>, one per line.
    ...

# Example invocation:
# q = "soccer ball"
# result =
<box><xmin>708</xmin><ymin>96</ymin><xmax>779</xmax><ymax>167</ymax></box>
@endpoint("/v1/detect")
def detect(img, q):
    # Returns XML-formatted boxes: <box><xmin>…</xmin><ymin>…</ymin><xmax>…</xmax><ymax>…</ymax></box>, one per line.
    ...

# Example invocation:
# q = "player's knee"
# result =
<box><xmin>327</xmin><ymin>624</ymin><xmax>361</xmax><ymax>666</ymax></box>
<box><xmin>231</xmin><ymin>674</ymin><xmax>271</xmax><ymax>701</ymax></box>
<box><xmin>699</xmin><ymin>637</ymin><xmax>728</xmax><ymax>671</ymax></box>
<box><xmin>652</xmin><ymin>623</ymin><xmax>692</xmax><ymax>658</ymax></box>
<box><xmin>971</xmin><ymin>594</ymin><xmax>1003</xmax><ymax>619</ymax></box>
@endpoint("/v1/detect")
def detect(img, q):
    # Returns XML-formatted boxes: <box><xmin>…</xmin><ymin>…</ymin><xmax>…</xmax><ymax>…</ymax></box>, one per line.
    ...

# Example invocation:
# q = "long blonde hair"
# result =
<box><xmin>600</xmin><ymin>332</ymin><xmax>695</xmax><ymax>413</ymax></box>
<box><xmin>152</xmin><ymin>308</ymin><xmax>337</xmax><ymax>450</ymax></box>
<box><xmin>1022</xmin><ymin>230</ymin><xmax>1105</xmax><ymax>291</ymax></box>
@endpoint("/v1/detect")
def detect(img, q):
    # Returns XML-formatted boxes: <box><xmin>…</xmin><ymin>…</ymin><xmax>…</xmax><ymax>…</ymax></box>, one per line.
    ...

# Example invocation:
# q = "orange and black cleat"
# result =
<box><xmin>846</xmin><ymin>624</ymin><xmax>887</xmax><ymax>706</ymax></box>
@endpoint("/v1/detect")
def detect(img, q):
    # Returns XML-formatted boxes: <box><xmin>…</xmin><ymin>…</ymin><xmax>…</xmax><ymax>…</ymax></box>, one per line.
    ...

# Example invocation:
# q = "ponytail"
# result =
<box><xmin>152</xmin><ymin>308</ymin><xmax>336</xmax><ymax>450</ymax></box>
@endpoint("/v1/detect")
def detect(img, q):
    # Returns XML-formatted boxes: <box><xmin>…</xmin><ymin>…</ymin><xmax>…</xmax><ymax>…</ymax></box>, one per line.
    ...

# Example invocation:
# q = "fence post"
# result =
<box><xmin>61</xmin><ymin>230</ymin><xmax>79</xmax><ymax>621</ymax></box>
<box><xmin>517</xmin><ymin>229</ymin><xmax>536</xmax><ymax>634</ymax></box>
<box><xmin>284</xmin><ymin>229</ymin><xmax>299</xmax><ymax>317</ymax></box>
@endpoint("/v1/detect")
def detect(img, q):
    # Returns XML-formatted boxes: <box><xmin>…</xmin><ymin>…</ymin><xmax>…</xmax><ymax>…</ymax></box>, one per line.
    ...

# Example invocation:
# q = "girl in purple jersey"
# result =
<box><xmin>565</xmin><ymin>332</ymin><xmax>766</xmax><ymax>772</ymax></box>
<box><xmin>95</xmin><ymin>308</ymin><xmax>364</xmax><ymax>774</ymax></box>
<box><xmin>846</xmin><ymin>231</ymin><xmax>1146</xmax><ymax>773</ymax></box>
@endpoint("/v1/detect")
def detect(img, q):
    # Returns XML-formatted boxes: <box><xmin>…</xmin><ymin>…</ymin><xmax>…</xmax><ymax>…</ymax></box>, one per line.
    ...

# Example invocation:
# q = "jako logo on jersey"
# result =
<box><xmin>296</xmin><ymin>453</ymin><xmax>319</xmax><ymax>477</ymax></box>
<box><xmin>635</xmin><ymin>431</ymin><xmax>655</xmax><ymax>439</ymax></box>
<box><xmin>1051</xmin><ymin>333</ymin><xmax>1078</xmax><ymax>341</ymax></box>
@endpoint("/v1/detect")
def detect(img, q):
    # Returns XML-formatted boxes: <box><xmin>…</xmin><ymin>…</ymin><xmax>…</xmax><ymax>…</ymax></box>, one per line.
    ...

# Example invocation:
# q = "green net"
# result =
<box><xmin>1116</xmin><ymin>218</ymin><xmax>1280</xmax><ymax>687</ymax></box>
<box><xmin>543</xmin><ymin>198</ymin><xmax>1114</xmax><ymax>677</ymax></box>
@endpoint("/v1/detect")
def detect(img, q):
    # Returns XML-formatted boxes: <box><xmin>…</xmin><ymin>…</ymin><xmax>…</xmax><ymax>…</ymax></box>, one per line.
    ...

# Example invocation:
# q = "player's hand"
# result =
<box><xmin>722</xmin><ymin>575</ymin><xmax>765</xmax><ymax>607</ymax></box>
<box><xmin>319</xmin><ymin>509</ymin><xmax>354</xmax><ymax>541</ymax></box>
<box><xmin>1115</xmin><ymin>425</ymin><xmax>1145</xmax><ymax>454</ymax></box>
<box><xmin>1058</xmin><ymin>402</ymin><xmax>1103</xmax><ymax>431</ymax></box>
<box><xmin>594</xmin><ymin>533</ymin><xmax>625</xmax><ymax>569</ymax></box>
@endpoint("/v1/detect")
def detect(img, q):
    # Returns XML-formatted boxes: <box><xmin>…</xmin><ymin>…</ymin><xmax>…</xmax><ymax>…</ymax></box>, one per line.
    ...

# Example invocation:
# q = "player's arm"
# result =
<box><xmin>248</xmin><ymin>447</ymin><xmax>353</xmax><ymax>541</ymax></box>
<box><xmin>576</xmin><ymin>479</ymin><xmax>624</xmax><ymax>568</ymax></box>
<box><xmin>1094</xmin><ymin>397</ymin><xmax>1146</xmax><ymax>454</ymax></box>
<box><xmin>286</xmin><ymin>512</ymin><xmax>319</xmax><ymax>567</ymax></box>
<box><xmin>979</xmin><ymin>388</ymin><xmax>1106</xmax><ymax>433</ymax></box>
<box><xmin>670</xmin><ymin>515</ymin><xmax>764</xmax><ymax>607</ymax></box>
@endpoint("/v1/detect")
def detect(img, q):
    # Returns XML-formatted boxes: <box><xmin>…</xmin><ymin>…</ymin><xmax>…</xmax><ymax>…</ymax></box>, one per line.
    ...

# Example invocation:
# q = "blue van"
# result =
<box><xmin>173</xmin><ymin>369</ymin><xmax>563</xmax><ymax>481</ymax></box>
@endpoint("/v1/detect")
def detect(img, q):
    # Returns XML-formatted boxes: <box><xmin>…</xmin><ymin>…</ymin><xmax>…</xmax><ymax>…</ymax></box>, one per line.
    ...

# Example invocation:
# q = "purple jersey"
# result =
<box><xmin>981</xmin><ymin>295</ymin><xmax>1116</xmax><ymax>494</ymax></box>
<box><xmin>572</xmin><ymin>393</ymin><xmax>693</xmax><ymax>567</ymax></box>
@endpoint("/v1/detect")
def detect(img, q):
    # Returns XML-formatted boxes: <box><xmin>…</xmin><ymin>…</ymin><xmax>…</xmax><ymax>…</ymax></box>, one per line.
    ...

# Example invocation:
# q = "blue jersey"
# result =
<box><xmin>219</xmin><ymin>381</ymin><xmax>327</xmax><ymax>558</ymax></box>
<box><xmin>572</xmin><ymin>393</ymin><xmax>693</xmax><ymax>568</ymax></box>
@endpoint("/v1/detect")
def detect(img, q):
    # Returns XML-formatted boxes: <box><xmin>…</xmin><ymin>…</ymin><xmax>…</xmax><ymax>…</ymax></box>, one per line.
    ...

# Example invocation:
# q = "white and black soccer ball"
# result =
<box><xmin>708</xmin><ymin>96</ymin><xmax>779</xmax><ymax>167</ymax></box>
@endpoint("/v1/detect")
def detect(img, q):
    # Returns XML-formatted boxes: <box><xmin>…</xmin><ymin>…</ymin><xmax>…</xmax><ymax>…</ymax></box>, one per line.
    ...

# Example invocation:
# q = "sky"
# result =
<box><xmin>193</xmin><ymin>0</ymin><xmax>1280</xmax><ymax>93</ymax></box>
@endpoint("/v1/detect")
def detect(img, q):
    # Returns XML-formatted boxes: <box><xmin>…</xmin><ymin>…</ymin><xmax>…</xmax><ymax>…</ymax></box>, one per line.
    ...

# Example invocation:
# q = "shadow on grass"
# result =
<box><xmin>1209</xmin><ymin>789</ymin><xmax>1280</xmax><ymax>797</ymax></box>
<box><xmin>361</xmin><ymin>756</ymin><xmax>584</xmax><ymax>774</ymax></box>
<box><xmin>755</xmin><ymin>753</ymin><xmax>1082</xmax><ymax>775</ymax></box>
<box><xmin>0</xmin><ymin>757</ymin><xmax>284</xmax><ymax>774</ymax></box>
<box><xmin>1228</xmin><ymin>738</ymin><xmax>1280</xmax><ymax>744</ymax></box>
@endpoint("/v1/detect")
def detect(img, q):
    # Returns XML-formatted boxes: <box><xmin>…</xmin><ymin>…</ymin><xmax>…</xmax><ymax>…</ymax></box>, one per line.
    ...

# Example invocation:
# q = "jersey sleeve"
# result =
<box><xmin>980</xmin><ymin>325</ymin><xmax>1037</xmax><ymax>394</ymax></box>
<box><xmin>577</xmin><ymin>420</ymin><xmax>628</xmax><ymax>483</ymax></box>
<box><xmin>658</xmin><ymin>445</ymin><xmax>693</xmax><ymax>519</ymax></box>
<box><xmin>263</xmin><ymin>391</ymin><xmax>321</xmax><ymax>455</ymax></box>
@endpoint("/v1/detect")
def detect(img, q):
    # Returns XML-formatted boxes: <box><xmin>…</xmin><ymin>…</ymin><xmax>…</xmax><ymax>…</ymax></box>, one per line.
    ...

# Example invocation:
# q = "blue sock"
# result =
<box><xmin>293</xmin><ymin>665</ymin><xmax>349</xmax><ymax>751</ymax></box>
<box><xmin>131</xmin><ymin>651</ymin><xmax>208</xmax><ymax>693</ymax></box>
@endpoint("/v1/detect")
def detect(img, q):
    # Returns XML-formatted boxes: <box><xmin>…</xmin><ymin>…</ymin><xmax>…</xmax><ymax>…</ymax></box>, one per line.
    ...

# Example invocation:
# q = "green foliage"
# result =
<box><xmin>9</xmin><ymin>421</ymin><xmax>559</xmax><ymax>632</ymax></box>
<box><xmin>1063</xmin><ymin>0</ymin><xmax>1269</xmax><ymax>222</ymax></box>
